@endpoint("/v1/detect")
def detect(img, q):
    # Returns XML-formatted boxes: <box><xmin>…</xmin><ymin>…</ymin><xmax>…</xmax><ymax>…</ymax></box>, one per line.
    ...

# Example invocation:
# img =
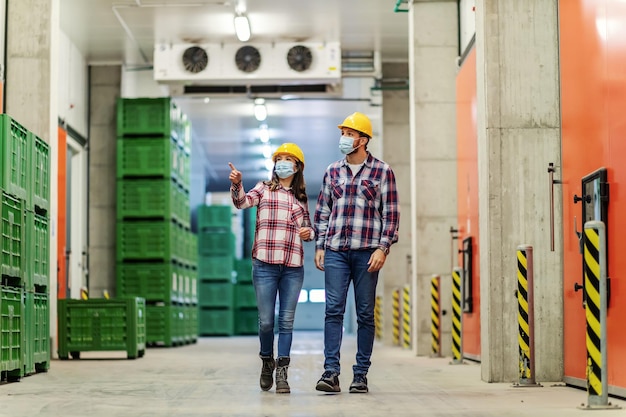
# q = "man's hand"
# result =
<box><xmin>228</xmin><ymin>162</ymin><xmax>242</xmax><ymax>184</ymax></box>
<box><xmin>367</xmin><ymin>249</ymin><xmax>387</xmax><ymax>272</ymax></box>
<box><xmin>314</xmin><ymin>249</ymin><xmax>325</xmax><ymax>271</ymax></box>
<box><xmin>299</xmin><ymin>227</ymin><xmax>312</xmax><ymax>241</ymax></box>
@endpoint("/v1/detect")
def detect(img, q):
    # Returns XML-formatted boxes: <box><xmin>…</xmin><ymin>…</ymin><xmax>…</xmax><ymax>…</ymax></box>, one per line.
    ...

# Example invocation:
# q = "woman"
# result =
<box><xmin>229</xmin><ymin>142</ymin><xmax>313</xmax><ymax>394</ymax></box>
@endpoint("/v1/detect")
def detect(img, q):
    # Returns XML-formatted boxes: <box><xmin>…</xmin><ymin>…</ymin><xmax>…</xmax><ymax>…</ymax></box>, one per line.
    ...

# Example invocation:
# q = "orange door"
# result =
<box><xmin>456</xmin><ymin>48</ymin><xmax>481</xmax><ymax>358</ymax></box>
<box><xmin>560</xmin><ymin>0</ymin><xmax>626</xmax><ymax>389</ymax></box>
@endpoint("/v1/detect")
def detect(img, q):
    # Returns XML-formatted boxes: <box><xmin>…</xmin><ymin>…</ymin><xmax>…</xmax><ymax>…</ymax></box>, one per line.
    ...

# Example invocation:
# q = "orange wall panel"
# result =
<box><xmin>57</xmin><ymin>127</ymin><xmax>67</xmax><ymax>299</ymax></box>
<box><xmin>560</xmin><ymin>0</ymin><xmax>626</xmax><ymax>388</ymax></box>
<box><xmin>456</xmin><ymin>48</ymin><xmax>481</xmax><ymax>358</ymax></box>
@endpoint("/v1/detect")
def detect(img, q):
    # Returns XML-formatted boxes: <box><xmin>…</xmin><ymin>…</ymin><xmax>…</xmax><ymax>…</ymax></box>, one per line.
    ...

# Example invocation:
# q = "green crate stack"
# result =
<box><xmin>0</xmin><ymin>115</ymin><xmax>51</xmax><ymax>383</ymax></box>
<box><xmin>197</xmin><ymin>205</ymin><xmax>236</xmax><ymax>336</ymax></box>
<box><xmin>116</xmin><ymin>98</ymin><xmax>197</xmax><ymax>347</ymax></box>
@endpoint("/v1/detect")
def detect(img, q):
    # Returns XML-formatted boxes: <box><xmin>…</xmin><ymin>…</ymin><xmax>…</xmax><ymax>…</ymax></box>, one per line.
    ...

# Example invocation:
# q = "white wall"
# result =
<box><xmin>58</xmin><ymin>30</ymin><xmax>88</xmax><ymax>136</ymax></box>
<box><xmin>460</xmin><ymin>0</ymin><xmax>476</xmax><ymax>54</ymax></box>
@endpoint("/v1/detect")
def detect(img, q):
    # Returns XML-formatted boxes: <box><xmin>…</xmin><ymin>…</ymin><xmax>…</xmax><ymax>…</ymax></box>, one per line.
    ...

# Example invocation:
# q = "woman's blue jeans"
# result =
<box><xmin>323</xmin><ymin>248</ymin><xmax>379</xmax><ymax>375</ymax></box>
<box><xmin>252</xmin><ymin>259</ymin><xmax>304</xmax><ymax>358</ymax></box>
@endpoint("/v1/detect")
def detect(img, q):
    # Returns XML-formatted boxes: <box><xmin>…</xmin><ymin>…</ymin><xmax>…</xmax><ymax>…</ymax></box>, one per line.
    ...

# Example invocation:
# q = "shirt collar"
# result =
<box><xmin>341</xmin><ymin>152</ymin><xmax>373</xmax><ymax>168</ymax></box>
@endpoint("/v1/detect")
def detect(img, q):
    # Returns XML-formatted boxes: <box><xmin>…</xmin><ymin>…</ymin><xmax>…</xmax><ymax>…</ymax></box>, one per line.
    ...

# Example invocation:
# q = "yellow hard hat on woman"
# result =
<box><xmin>337</xmin><ymin>112</ymin><xmax>372</xmax><ymax>138</ymax></box>
<box><xmin>272</xmin><ymin>143</ymin><xmax>305</xmax><ymax>168</ymax></box>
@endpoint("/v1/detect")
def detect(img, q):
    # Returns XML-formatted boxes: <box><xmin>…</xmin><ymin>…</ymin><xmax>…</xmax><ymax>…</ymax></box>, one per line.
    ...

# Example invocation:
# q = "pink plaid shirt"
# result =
<box><xmin>231</xmin><ymin>181</ymin><xmax>314</xmax><ymax>267</ymax></box>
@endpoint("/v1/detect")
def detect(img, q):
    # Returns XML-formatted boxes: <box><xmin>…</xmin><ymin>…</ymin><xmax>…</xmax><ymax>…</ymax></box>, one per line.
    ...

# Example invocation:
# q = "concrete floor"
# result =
<box><xmin>1</xmin><ymin>332</ymin><xmax>625</xmax><ymax>417</ymax></box>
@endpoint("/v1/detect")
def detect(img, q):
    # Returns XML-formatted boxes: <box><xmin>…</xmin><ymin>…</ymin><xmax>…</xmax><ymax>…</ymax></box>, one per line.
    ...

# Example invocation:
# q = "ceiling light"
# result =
<box><xmin>259</xmin><ymin>124</ymin><xmax>270</xmax><ymax>143</ymax></box>
<box><xmin>234</xmin><ymin>14</ymin><xmax>250</xmax><ymax>42</ymax></box>
<box><xmin>254</xmin><ymin>98</ymin><xmax>267</xmax><ymax>121</ymax></box>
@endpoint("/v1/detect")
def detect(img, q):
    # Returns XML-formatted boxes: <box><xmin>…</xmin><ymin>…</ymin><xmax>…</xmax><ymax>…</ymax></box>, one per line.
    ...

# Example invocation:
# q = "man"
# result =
<box><xmin>313</xmin><ymin>111</ymin><xmax>400</xmax><ymax>394</ymax></box>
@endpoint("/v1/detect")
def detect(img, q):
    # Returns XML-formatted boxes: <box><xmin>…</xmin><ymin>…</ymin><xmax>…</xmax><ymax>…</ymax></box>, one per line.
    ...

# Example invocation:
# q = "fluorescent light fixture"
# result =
<box><xmin>253</xmin><ymin>98</ymin><xmax>267</xmax><ymax>121</ymax></box>
<box><xmin>264</xmin><ymin>158</ymin><xmax>274</xmax><ymax>171</ymax></box>
<box><xmin>262</xmin><ymin>144</ymin><xmax>272</xmax><ymax>158</ymax></box>
<box><xmin>259</xmin><ymin>124</ymin><xmax>270</xmax><ymax>143</ymax></box>
<box><xmin>234</xmin><ymin>14</ymin><xmax>250</xmax><ymax>42</ymax></box>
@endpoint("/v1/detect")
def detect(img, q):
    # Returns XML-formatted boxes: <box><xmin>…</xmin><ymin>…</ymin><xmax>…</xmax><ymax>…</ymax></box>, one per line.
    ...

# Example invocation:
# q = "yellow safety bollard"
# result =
<box><xmin>374</xmin><ymin>295</ymin><xmax>383</xmax><ymax>340</ymax></box>
<box><xmin>578</xmin><ymin>221</ymin><xmax>620</xmax><ymax>410</ymax></box>
<box><xmin>402</xmin><ymin>285</ymin><xmax>411</xmax><ymax>349</ymax></box>
<box><xmin>450</xmin><ymin>267</ymin><xmax>463</xmax><ymax>364</ymax></box>
<box><xmin>430</xmin><ymin>275</ymin><xmax>442</xmax><ymax>357</ymax></box>
<box><xmin>514</xmin><ymin>245</ymin><xmax>541</xmax><ymax>387</ymax></box>
<box><xmin>392</xmin><ymin>289</ymin><xmax>400</xmax><ymax>346</ymax></box>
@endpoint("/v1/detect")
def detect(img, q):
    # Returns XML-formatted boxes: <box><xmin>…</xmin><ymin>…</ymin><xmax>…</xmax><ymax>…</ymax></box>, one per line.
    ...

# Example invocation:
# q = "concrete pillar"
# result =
<box><xmin>88</xmin><ymin>66</ymin><xmax>121</xmax><ymax>297</ymax></box>
<box><xmin>475</xmin><ymin>0</ymin><xmax>562</xmax><ymax>382</ymax></box>
<box><xmin>381</xmin><ymin>63</ymin><xmax>411</xmax><ymax>346</ymax></box>
<box><xmin>5</xmin><ymin>0</ymin><xmax>60</xmax><ymax>349</ymax></box>
<box><xmin>408</xmin><ymin>1</ymin><xmax>459</xmax><ymax>355</ymax></box>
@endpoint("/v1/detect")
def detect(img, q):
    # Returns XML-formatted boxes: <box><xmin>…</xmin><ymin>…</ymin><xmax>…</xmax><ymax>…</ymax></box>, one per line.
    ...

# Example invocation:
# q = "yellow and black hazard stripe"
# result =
<box><xmin>431</xmin><ymin>275</ymin><xmax>441</xmax><ymax>356</ymax></box>
<box><xmin>402</xmin><ymin>285</ymin><xmax>411</xmax><ymax>349</ymax></box>
<box><xmin>584</xmin><ymin>226</ymin><xmax>602</xmax><ymax>397</ymax></box>
<box><xmin>517</xmin><ymin>248</ymin><xmax>531</xmax><ymax>379</ymax></box>
<box><xmin>451</xmin><ymin>268</ymin><xmax>462</xmax><ymax>362</ymax></box>
<box><xmin>392</xmin><ymin>289</ymin><xmax>400</xmax><ymax>346</ymax></box>
<box><xmin>374</xmin><ymin>295</ymin><xmax>382</xmax><ymax>340</ymax></box>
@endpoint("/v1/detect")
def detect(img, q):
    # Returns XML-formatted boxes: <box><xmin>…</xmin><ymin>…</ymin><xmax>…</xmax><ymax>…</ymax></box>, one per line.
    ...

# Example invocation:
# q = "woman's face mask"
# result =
<box><xmin>339</xmin><ymin>135</ymin><xmax>359</xmax><ymax>155</ymax></box>
<box><xmin>274</xmin><ymin>160</ymin><xmax>296</xmax><ymax>179</ymax></box>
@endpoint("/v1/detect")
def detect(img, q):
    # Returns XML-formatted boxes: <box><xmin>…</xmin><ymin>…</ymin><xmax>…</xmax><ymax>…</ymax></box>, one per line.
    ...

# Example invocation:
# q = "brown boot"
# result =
<box><xmin>259</xmin><ymin>355</ymin><xmax>275</xmax><ymax>391</ymax></box>
<box><xmin>275</xmin><ymin>357</ymin><xmax>290</xmax><ymax>394</ymax></box>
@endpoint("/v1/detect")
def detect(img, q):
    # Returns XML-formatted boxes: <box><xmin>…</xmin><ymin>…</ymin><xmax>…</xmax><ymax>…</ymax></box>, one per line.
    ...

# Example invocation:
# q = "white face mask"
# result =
<box><xmin>274</xmin><ymin>160</ymin><xmax>296</xmax><ymax>178</ymax></box>
<box><xmin>339</xmin><ymin>135</ymin><xmax>359</xmax><ymax>155</ymax></box>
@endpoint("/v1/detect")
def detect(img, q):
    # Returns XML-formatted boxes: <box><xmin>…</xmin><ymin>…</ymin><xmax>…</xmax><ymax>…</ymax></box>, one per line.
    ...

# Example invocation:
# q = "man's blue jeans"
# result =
<box><xmin>323</xmin><ymin>248</ymin><xmax>379</xmax><ymax>375</ymax></box>
<box><xmin>252</xmin><ymin>259</ymin><xmax>304</xmax><ymax>358</ymax></box>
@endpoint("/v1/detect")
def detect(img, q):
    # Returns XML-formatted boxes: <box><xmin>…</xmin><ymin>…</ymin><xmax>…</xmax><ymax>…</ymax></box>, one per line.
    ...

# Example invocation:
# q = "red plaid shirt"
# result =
<box><xmin>231</xmin><ymin>181</ymin><xmax>313</xmax><ymax>267</ymax></box>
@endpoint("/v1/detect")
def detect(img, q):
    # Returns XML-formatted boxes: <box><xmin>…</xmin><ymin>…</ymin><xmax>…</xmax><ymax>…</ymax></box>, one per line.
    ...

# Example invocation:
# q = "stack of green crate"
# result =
<box><xmin>0</xmin><ymin>114</ymin><xmax>51</xmax><ymax>382</ymax></box>
<box><xmin>116</xmin><ymin>98</ymin><xmax>197</xmax><ymax>347</ymax></box>
<box><xmin>197</xmin><ymin>205</ymin><xmax>236</xmax><ymax>336</ymax></box>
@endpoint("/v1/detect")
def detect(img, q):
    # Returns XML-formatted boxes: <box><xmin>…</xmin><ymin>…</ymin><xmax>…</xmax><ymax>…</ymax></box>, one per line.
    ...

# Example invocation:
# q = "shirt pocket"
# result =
<box><xmin>331</xmin><ymin>178</ymin><xmax>345</xmax><ymax>199</ymax></box>
<box><xmin>359</xmin><ymin>179</ymin><xmax>379</xmax><ymax>201</ymax></box>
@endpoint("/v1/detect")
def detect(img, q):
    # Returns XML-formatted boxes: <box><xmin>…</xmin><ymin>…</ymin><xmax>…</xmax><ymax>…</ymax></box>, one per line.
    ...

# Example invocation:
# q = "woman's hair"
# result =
<box><xmin>264</xmin><ymin>160</ymin><xmax>308</xmax><ymax>203</ymax></box>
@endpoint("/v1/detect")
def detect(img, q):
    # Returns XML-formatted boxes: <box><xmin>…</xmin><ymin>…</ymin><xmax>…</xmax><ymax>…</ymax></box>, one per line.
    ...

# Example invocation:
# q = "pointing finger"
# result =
<box><xmin>228</xmin><ymin>162</ymin><xmax>237</xmax><ymax>171</ymax></box>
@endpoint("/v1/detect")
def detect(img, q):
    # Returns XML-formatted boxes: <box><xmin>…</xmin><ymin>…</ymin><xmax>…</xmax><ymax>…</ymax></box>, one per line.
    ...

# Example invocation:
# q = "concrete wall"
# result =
<box><xmin>88</xmin><ymin>66</ymin><xmax>121</xmax><ymax>297</ymax></box>
<box><xmin>475</xmin><ymin>0</ymin><xmax>563</xmax><ymax>382</ymax></box>
<box><xmin>408</xmin><ymin>1</ymin><xmax>459</xmax><ymax>355</ymax></box>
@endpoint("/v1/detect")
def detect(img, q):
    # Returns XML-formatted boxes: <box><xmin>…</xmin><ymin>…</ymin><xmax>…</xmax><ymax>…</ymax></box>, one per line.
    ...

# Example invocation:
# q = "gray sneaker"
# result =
<box><xmin>315</xmin><ymin>371</ymin><xmax>341</xmax><ymax>392</ymax></box>
<box><xmin>349</xmin><ymin>374</ymin><xmax>368</xmax><ymax>393</ymax></box>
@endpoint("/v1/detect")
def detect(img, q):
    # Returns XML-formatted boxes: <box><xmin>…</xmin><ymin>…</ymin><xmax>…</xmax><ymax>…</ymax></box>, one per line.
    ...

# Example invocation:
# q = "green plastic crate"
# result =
<box><xmin>234</xmin><ymin>283</ymin><xmax>257</xmax><ymax>309</ymax></box>
<box><xmin>198</xmin><ymin>230</ymin><xmax>234</xmax><ymax>256</ymax></box>
<box><xmin>116</xmin><ymin>262</ymin><xmax>182</xmax><ymax>304</ymax></box>
<box><xmin>0</xmin><ymin>114</ymin><xmax>30</xmax><ymax>201</ymax></box>
<box><xmin>198</xmin><ymin>255</ymin><xmax>234</xmax><ymax>280</ymax></box>
<box><xmin>57</xmin><ymin>297</ymin><xmax>146</xmax><ymax>359</ymax></box>
<box><xmin>116</xmin><ymin>220</ymin><xmax>184</xmax><ymax>262</ymax></box>
<box><xmin>146</xmin><ymin>304</ymin><xmax>184</xmax><ymax>347</ymax></box>
<box><xmin>234</xmin><ymin>308</ymin><xmax>259</xmax><ymax>335</ymax></box>
<box><xmin>186</xmin><ymin>305</ymin><xmax>198</xmax><ymax>343</ymax></box>
<box><xmin>24</xmin><ymin>212</ymin><xmax>49</xmax><ymax>290</ymax></box>
<box><xmin>1</xmin><ymin>192</ymin><xmax>25</xmax><ymax>280</ymax></box>
<box><xmin>198</xmin><ymin>307</ymin><xmax>233</xmax><ymax>336</ymax></box>
<box><xmin>199</xmin><ymin>280</ymin><xmax>233</xmax><ymax>308</ymax></box>
<box><xmin>197</xmin><ymin>205</ymin><xmax>232</xmax><ymax>230</ymax></box>
<box><xmin>234</xmin><ymin>258</ymin><xmax>253</xmax><ymax>283</ymax></box>
<box><xmin>116</xmin><ymin>178</ymin><xmax>190</xmax><ymax>227</ymax></box>
<box><xmin>117</xmin><ymin>97</ymin><xmax>177</xmax><ymax>137</ymax></box>
<box><xmin>180</xmin><ymin>265</ymin><xmax>197</xmax><ymax>305</ymax></box>
<box><xmin>23</xmin><ymin>291</ymin><xmax>50</xmax><ymax>375</ymax></box>
<box><xmin>116</xmin><ymin>137</ymin><xmax>182</xmax><ymax>183</ymax></box>
<box><xmin>31</xmin><ymin>133</ymin><xmax>50</xmax><ymax>213</ymax></box>
<box><xmin>1</xmin><ymin>286</ymin><xmax>23</xmax><ymax>381</ymax></box>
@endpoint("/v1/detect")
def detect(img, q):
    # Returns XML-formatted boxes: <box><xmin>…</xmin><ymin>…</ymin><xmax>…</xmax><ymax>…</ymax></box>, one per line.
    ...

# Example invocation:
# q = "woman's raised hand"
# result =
<box><xmin>228</xmin><ymin>162</ymin><xmax>242</xmax><ymax>185</ymax></box>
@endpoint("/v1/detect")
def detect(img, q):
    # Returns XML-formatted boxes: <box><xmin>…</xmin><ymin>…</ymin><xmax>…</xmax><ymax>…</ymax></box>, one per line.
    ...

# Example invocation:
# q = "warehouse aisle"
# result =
<box><xmin>1</xmin><ymin>331</ymin><xmax>625</xmax><ymax>417</ymax></box>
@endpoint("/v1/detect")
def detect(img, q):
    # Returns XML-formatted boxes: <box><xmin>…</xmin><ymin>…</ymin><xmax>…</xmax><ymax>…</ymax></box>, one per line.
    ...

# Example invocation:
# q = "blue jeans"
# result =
<box><xmin>323</xmin><ymin>248</ymin><xmax>379</xmax><ymax>375</ymax></box>
<box><xmin>252</xmin><ymin>259</ymin><xmax>304</xmax><ymax>358</ymax></box>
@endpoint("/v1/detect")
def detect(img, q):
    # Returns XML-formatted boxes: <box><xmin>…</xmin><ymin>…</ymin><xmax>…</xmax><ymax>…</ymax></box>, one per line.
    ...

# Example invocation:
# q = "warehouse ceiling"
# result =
<box><xmin>60</xmin><ymin>0</ymin><xmax>410</xmax><ymax>194</ymax></box>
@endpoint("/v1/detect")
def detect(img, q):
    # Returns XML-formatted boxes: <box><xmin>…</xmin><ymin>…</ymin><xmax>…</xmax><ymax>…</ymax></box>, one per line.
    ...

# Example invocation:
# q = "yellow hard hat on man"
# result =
<box><xmin>337</xmin><ymin>112</ymin><xmax>372</xmax><ymax>138</ymax></box>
